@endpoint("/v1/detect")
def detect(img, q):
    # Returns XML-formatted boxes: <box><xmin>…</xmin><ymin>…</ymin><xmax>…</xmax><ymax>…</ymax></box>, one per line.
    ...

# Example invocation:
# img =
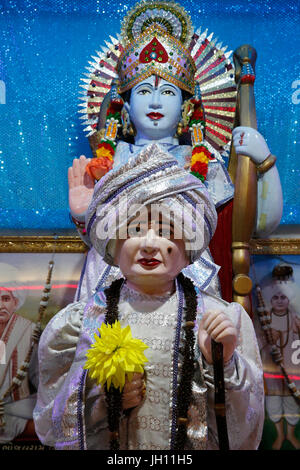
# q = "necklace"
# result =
<box><xmin>103</xmin><ymin>272</ymin><xmax>197</xmax><ymax>450</ymax></box>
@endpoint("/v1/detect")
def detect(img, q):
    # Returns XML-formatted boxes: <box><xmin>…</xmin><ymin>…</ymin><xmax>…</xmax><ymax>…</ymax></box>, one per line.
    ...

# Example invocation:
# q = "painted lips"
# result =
<box><xmin>138</xmin><ymin>258</ymin><xmax>161</xmax><ymax>267</ymax></box>
<box><xmin>147</xmin><ymin>112</ymin><xmax>164</xmax><ymax>120</ymax></box>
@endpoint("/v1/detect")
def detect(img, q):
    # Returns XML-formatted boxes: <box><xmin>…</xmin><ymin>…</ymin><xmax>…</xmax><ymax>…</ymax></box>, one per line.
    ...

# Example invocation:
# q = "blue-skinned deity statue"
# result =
<box><xmin>69</xmin><ymin>0</ymin><xmax>283</xmax><ymax>302</ymax></box>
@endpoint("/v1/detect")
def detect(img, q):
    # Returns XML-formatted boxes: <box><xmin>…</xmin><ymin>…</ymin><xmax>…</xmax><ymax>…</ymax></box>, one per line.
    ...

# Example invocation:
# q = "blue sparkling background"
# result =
<box><xmin>0</xmin><ymin>0</ymin><xmax>299</xmax><ymax>229</ymax></box>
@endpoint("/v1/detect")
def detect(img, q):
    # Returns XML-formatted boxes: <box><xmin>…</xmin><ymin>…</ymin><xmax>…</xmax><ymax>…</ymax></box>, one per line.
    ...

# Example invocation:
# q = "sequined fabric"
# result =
<box><xmin>0</xmin><ymin>0</ymin><xmax>298</xmax><ymax>228</ymax></box>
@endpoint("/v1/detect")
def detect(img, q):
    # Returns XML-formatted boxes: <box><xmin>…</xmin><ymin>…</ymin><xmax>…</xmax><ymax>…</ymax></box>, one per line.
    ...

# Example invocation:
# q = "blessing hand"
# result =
<box><xmin>232</xmin><ymin>126</ymin><xmax>270</xmax><ymax>165</ymax></box>
<box><xmin>198</xmin><ymin>311</ymin><xmax>237</xmax><ymax>364</ymax></box>
<box><xmin>68</xmin><ymin>155</ymin><xmax>95</xmax><ymax>216</ymax></box>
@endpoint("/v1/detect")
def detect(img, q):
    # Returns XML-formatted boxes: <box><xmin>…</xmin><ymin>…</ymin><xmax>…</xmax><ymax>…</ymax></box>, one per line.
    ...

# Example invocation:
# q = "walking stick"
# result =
<box><xmin>228</xmin><ymin>45</ymin><xmax>258</xmax><ymax>316</ymax></box>
<box><xmin>211</xmin><ymin>46</ymin><xmax>259</xmax><ymax>449</ymax></box>
<box><xmin>211</xmin><ymin>340</ymin><xmax>230</xmax><ymax>450</ymax></box>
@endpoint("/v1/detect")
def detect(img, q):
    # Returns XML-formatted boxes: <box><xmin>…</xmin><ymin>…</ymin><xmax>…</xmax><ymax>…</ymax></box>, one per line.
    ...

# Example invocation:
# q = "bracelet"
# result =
<box><xmin>256</xmin><ymin>154</ymin><xmax>277</xmax><ymax>174</ymax></box>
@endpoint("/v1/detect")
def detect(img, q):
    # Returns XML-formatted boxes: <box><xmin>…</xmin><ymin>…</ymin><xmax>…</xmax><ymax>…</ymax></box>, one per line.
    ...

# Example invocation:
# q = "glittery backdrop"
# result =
<box><xmin>0</xmin><ymin>0</ymin><xmax>299</xmax><ymax>229</ymax></box>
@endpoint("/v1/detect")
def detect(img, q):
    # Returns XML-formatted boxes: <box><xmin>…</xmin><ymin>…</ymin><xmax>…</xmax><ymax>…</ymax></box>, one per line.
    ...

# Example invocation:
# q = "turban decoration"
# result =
<box><xmin>86</xmin><ymin>143</ymin><xmax>217</xmax><ymax>266</ymax></box>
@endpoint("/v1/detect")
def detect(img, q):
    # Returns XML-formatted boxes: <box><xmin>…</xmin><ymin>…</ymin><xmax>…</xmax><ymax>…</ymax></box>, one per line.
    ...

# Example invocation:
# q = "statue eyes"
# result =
<box><xmin>161</xmin><ymin>89</ymin><xmax>175</xmax><ymax>96</ymax></box>
<box><xmin>136</xmin><ymin>88</ymin><xmax>175</xmax><ymax>96</ymax></box>
<box><xmin>127</xmin><ymin>225</ymin><xmax>173</xmax><ymax>238</ymax></box>
<box><xmin>137</xmin><ymin>89</ymin><xmax>151</xmax><ymax>95</ymax></box>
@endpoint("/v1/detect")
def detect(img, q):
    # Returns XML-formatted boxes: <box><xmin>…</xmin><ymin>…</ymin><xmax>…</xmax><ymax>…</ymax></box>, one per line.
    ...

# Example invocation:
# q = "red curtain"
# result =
<box><xmin>209</xmin><ymin>199</ymin><xmax>233</xmax><ymax>303</ymax></box>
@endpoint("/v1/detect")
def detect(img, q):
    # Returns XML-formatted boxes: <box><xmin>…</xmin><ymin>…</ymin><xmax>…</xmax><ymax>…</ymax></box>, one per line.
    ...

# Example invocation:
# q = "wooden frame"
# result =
<box><xmin>250</xmin><ymin>238</ymin><xmax>300</xmax><ymax>256</ymax></box>
<box><xmin>0</xmin><ymin>235</ymin><xmax>87</xmax><ymax>253</ymax></box>
<box><xmin>0</xmin><ymin>235</ymin><xmax>299</xmax><ymax>255</ymax></box>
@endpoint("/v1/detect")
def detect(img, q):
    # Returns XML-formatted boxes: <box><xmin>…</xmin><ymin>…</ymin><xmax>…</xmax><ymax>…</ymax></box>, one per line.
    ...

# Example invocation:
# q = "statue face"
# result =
<box><xmin>125</xmin><ymin>75</ymin><xmax>182</xmax><ymax>141</ymax></box>
<box><xmin>114</xmin><ymin>209</ymin><xmax>189</xmax><ymax>293</ymax></box>
<box><xmin>0</xmin><ymin>290</ymin><xmax>18</xmax><ymax>323</ymax></box>
<box><xmin>271</xmin><ymin>293</ymin><xmax>289</xmax><ymax>314</ymax></box>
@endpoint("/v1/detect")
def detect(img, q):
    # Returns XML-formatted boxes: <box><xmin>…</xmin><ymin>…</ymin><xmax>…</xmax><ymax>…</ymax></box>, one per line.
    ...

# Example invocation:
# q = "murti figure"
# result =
<box><xmin>34</xmin><ymin>145</ymin><xmax>264</xmax><ymax>450</ymax></box>
<box><xmin>254</xmin><ymin>264</ymin><xmax>300</xmax><ymax>450</ymax></box>
<box><xmin>69</xmin><ymin>0</ymin><xmax>283</xmax><ymax>303</ymax></box>
<box><xmin>0</xmin><ymin>263</ymin><xmax>38</xmax><ymax>443</ymax></box>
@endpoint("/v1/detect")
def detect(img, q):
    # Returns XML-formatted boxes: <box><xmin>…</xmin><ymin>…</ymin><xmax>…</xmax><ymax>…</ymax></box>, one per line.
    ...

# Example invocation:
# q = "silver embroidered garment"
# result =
<box><xmin>33</xmin><ymin>285</ymin><xmax>264</xmax><ymax>450</ymax></box>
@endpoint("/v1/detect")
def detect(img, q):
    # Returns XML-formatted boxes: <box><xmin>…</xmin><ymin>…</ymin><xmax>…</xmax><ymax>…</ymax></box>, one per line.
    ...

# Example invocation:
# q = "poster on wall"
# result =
<box><xmin>0</xmin><ymin>249</ymin><xmax>86</xmax><ymax>450</ymax></box>
<box><xmin>251</xmin><ymin>254</ymin><xmax>300</xmax><ymax>451</ymax></box>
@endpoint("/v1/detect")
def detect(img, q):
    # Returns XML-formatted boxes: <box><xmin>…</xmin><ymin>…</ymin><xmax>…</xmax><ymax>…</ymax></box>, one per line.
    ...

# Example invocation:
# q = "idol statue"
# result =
<box><xmin>34</xmin><ymin>144</ymin><xmax>264</xmax><ymax>450</ymax></box>
<box><xmin>69</xmin><ymin>1</ymin><xmax>283</xmax><ymax>307</ymax></box>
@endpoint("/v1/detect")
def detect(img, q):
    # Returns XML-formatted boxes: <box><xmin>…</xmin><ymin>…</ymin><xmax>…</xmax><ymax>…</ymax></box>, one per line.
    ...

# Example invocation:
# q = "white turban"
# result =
<box><xmin>0</xmin><ymin>263</ymin><xmax>27</xmax><ymax>309</ymax></box>
<box><xmin>86</xmin><ymin>143</ymin><xmax>217</xmax><ymax>266</ymax></box>
<box><xmin>262</xmin><ymin>280</ymin><xmax>300</xmax><ymax>314</ymax></box>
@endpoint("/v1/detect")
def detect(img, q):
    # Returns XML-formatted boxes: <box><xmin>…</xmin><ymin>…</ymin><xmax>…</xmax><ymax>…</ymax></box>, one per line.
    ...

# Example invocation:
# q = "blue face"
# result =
<box><xmin>125</xmin><ymin>75</ymin><xmax>182</xmax><ymax>142</ymax></box>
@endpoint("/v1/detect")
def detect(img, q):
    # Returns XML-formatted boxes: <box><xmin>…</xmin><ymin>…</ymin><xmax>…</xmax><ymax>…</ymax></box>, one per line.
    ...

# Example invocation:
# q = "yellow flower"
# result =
<box><xmin>96</xmin><ymin>148</ymin><xmax>114</xmax><ymax>160</ymax></box>
<box><xmin>191</xmin><ymin>152</ymin><xmax>209</xmax><ymax>166</ymax></box>
<box><xmin>84</xmin><ymin>320</ymin><xmax>148</xmax><ymax>391</ymax></box>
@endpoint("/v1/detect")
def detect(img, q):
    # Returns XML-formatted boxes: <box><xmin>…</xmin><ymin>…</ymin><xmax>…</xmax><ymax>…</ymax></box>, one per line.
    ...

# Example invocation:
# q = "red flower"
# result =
<box><xmin>192</xmin><ymin>108</ymin><xmax>203</xmax><ymax>121</ymax></box>
<box><xmin>100</xmin><ymin>141</ymin><xmax>115</xmax><ymax>153</ymax></box>
<box><xmin>191</xmin><ymin>161</ymin><xmax>208</xmax><ymax>178</ymax></box>
<box><xmin>107</xmin><ymin>99</ymin><xmax>124</xmax><ymax>114</ymax></box>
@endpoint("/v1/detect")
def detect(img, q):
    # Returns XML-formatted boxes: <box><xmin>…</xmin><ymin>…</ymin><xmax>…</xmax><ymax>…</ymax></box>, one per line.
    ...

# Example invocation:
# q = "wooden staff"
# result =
<box><xmin>211</xmin><ymin>340</ymin><xmax>230</xmax><ymax>450</ymax></box>
<box><xmin>228</xmin><ymin>45</ymin><xmax>258</xmax><ymax>315</ymax></box>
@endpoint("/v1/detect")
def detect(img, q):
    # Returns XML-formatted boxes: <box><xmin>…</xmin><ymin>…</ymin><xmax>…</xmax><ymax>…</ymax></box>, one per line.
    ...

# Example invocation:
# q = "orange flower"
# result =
<box><xmin>86</xmin><ymin>157</ymin><xmax>113</xmax><ymax>180</ymax></box>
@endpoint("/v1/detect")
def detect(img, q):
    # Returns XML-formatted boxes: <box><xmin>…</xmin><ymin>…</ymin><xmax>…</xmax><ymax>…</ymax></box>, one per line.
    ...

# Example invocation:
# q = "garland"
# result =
<box><xmin>103</xmin><ymin>273</ymin><xmax>197</xmax><ymax>450</ymax></box>
<box><xmin>188</xmin><ymin>94</ymin><xmax>214</xmax><ymax>183</ymax></box>
<box><xmin>86</xmin><ymin>83</ymin><xmax>123</xmax><ymax>181</ymax></box>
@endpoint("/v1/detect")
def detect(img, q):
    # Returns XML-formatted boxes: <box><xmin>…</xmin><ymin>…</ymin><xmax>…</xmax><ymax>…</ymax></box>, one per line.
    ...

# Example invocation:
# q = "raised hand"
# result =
<box><xmin>68</xmin><ymin>155</ymin><xmax>95</xmax><ymax>216</ymax></box>
<box><xmin>232</xmin><ymin>126</ymin><xmax>270</xmax><ymax>165</ymax></box>
<box><xmin>198</xmin><ymin>311</ymin><xmax>237</xmax><ymax>365</ymax></box>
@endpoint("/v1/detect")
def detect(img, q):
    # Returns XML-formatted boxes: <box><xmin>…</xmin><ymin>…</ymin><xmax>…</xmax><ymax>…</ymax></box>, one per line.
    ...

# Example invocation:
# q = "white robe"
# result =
<box><xmin>34</xmin><ymin>284</ymin><xmax>264</xmax><ymax>450</ymax></box>
<box><xmin>0</xmin><ymin>313</ymin><xmax>37</xmax><ymax>443</ymax></box>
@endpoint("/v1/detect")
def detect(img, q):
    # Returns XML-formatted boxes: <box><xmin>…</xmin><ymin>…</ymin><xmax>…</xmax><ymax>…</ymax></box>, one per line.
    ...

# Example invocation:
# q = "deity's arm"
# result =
<box><xmin>255</xmin><ymin>165</ymin><xmax>283</xmax><ymax>237</ymax></box>
<box><xmin>68</xmin><ymin>155</ymin><xmax>95</xmax><ymax>246</ymax></box>
<box><xmin>232</xmin><ymin>126</ymin><xmax>283</xmax><ymax>237</ymax></box>
<box><xmin>200</xmin><ymin>297</ymin><xmax>265</xmax><ymax>450</ymax></box>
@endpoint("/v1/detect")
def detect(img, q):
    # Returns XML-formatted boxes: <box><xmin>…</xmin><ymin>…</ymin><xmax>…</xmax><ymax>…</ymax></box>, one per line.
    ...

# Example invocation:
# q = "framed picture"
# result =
<box><xmin>0</xmin><ymin>234</ymin><xmax>87</xmax><ymax>450</ymax></box>
<box><xmin>250</xmin><ymin>238</ymin><xmax>300</xmax><ymax>451</ymax></box>
<box><xmin>0</xmin><ymin>235</ymin><xmax>87</xmax><ymax>327</ymax></box>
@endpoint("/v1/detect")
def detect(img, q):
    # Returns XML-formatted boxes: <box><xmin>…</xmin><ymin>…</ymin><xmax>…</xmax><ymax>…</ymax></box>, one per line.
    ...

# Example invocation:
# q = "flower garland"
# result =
<box><xmin>86</xmin><ymin>84</ymin><xmax>123</xmax><ymax>181</ymax></box>
<box><xmin>188</xmin><ymin>97</ymin><xmax>214</xmax><ymax>183</ymax></box>
<box><xmin>85</xmin><ymin>84</ymin><xmax>214</xmax><ymax>183</ymax></box>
